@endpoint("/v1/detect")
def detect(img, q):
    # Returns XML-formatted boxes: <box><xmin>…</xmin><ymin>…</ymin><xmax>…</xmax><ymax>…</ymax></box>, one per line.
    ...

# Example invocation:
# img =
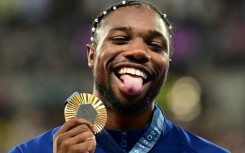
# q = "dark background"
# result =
<box><xmin>0</xmin><ymin>0</ymin><xmax>244</xmax><ymax>152</ymax></box>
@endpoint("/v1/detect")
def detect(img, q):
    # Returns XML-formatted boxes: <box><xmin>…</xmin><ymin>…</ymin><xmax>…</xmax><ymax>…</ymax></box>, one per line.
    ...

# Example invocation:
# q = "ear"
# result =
<box><xmin>86</xmin><ymin>44</ymin><xmax>95</xmax><ymax>68</ymax></box>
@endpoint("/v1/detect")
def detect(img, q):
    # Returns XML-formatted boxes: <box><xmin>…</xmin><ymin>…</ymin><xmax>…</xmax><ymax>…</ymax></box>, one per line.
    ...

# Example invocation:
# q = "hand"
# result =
<box><xmin>53</xmin><ymin>118</ymin><xmax>96</xmax><ymax>153</ymax></box>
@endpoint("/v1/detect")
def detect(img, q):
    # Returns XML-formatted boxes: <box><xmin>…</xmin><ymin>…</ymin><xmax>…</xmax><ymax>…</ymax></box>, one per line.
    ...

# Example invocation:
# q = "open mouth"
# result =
<box><xmin>113</xmin><ymin>67</ymin><xmax>150</xmax><ymax>96</ymax></box>
<box><xmin>115</xmin><ymin>67</ymin><xmax>148</xmax><ymax>83</ymax></box>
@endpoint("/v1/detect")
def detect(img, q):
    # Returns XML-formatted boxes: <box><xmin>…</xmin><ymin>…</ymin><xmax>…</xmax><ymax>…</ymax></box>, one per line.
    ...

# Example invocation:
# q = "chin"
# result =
<box><xmin>98</xmin><ymin>84</ymin><xmax>153</xmax><ymax>114</ymax></box>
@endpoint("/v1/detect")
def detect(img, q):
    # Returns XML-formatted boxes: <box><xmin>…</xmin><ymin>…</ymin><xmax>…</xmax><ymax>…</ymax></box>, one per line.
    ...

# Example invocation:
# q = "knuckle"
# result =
<box><xmin>84</xmin><ymin>132</ymin><xmax>96</xmax><ymax>142</ymax></box>
<box><xmin>62</xmin><ymin>139</ymin><xmax>70</xmax><ymax>147</ymax></box>
<box><xmin>86</xmin><ymin>131</ymin><xmax>95</xmax><ymax>137</ymax></box>
<box><xmin>88</xmin><ymin>137</ymin><xmax>96</xmax><ymax>147</ymax></box>
<box><xmin>67</xmin><ymin>119</ymin><xmax>79</xmax><ymax>126</ymax></box>
<box><xmin>55</xmin><ymin>135</ymin><xmax>67</xmax><ymax>145</ymax></box>
<box><xmin>86</xmin><ymin>141</ymin><xmax>96</xmax><ymax>153</ymax></box>
<box><xmin>80</xmin><ymin>124</ymin><xmax>90</xmax><ymax>129</ymax></box>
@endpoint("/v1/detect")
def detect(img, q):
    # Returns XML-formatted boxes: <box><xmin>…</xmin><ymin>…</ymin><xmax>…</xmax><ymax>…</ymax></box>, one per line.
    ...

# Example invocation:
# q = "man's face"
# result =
<box><xmin>87</xmin><ymin>6</ymin><xmax>170</xmax><ymax>114</ymax></box>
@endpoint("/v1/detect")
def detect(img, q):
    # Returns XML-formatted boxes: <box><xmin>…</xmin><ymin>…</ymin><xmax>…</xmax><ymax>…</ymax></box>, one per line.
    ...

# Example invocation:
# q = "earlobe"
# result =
<box><xmin>86</xmin><ymin>44</ymin><xmax>95</xmax><ymax>68</ymax></box>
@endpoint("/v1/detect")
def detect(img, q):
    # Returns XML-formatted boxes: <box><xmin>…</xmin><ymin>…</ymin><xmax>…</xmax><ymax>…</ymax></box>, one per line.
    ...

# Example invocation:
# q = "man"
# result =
<box><xmin>9</xmin><ymin>0</ymin><xmax>230</xmax><ymax>152</ymax></box>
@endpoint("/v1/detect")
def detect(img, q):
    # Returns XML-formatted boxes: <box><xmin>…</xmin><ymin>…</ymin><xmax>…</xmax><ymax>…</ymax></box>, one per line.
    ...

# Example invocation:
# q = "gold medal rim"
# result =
<box><xmin>64</xmin><ymin>93</ymin><xmax>107</xmax><ymax>134</ymax></box>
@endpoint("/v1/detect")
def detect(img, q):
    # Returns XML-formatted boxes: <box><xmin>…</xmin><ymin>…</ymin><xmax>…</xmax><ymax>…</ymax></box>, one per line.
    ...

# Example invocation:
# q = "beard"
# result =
<box><xmin>95</xmin><ymin>72</ymin><xmax>156</xmax><ymax>115</ymax></box>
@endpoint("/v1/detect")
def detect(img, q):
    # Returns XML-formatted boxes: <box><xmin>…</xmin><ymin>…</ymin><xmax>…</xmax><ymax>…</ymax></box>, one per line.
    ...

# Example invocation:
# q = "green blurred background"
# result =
<box><xmin>0</xmin><ymin>0</ymin><xmax>244</xmax><ymax>152</ymax></box>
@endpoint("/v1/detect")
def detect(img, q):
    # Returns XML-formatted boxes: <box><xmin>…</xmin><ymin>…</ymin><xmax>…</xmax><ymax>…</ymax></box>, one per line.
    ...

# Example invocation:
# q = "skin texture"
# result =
<box><xmin>53</xmin><ymin>5</ymin><xmax>170</xmax><ymax>153</ymax></box>
<box><xmin>53</xmin><ymin>119</ymin><xmax>96</xmax><ymax>153</ymax></box>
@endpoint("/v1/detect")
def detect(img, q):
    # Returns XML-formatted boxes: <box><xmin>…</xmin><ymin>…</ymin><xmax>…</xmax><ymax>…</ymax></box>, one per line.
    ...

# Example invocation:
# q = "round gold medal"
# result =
<box><xmin>64</xmin><ymin>93</ymin><xmax>107</xmax><ymax>134</ymax></box>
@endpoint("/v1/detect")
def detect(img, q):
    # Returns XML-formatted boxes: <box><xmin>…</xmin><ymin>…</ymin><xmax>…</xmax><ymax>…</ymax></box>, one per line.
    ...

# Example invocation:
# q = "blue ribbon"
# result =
<box><xmin>129</xmin><ymin>104</ymin><xmax>164</xmax><ymax>153</ymax></box>
<box><xmin>96</xmin><ymin>103</ymin><xmax>164</xmax><ymax>153</ymax></box>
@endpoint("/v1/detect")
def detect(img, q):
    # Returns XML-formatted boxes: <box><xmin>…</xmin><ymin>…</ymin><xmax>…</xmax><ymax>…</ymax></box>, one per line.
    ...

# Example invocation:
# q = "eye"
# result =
<box><xmin>148</xmin><ymin>41</ymin><xmax>167</xmax><ymax>52</ymax></box>
<box><xmin>110</xmin><ymin>36</ymin><xmax>129</xmax><ymax>45</ymax></box>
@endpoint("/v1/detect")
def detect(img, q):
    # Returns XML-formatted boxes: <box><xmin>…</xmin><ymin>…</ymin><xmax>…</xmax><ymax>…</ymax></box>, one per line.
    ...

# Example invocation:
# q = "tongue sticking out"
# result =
<box><xmin>120</xmin><ymin>74</ymin><xmax>143</xmax><ymax>95</ymax></box>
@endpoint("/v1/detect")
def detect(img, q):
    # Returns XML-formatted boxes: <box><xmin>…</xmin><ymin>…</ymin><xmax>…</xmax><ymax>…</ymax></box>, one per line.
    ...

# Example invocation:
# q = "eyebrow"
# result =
<box><xmin>148</xmin><ymin>29</ymin><xmax>168</xmax><ymax>44</ymax></box>
<box><xmin>109</xmin><ymin>27</ymin><xmax>132</xmax><ymax>32</ymax></box>
<box><xmin>109</xmin><ymin>26</ymin><xmax>168</xmax><ymax>44</ymax></box>
<box><xmin>148</xmin><ymin>30</ymin><xmax>164</xmax><ymax>39</ymax></box>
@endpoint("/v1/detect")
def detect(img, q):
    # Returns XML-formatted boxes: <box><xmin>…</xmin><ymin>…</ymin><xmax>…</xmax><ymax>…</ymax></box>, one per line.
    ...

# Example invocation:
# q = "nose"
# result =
<box><xmin>123</xmin><ymin>39</ymin><xmax>151</xmax><ymax>63</ymax></box>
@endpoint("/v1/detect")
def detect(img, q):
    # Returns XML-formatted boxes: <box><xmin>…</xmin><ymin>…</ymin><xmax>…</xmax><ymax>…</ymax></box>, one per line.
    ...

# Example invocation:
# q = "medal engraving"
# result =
<box><xmin>64</xmin><ymin>93</ymin><xmax>107</xmax><ymax>134</ymax></box>
<box><xmin>77</xmin><ymin>104</ymin><xmax>97</xmax><ymax>123</ymax></box>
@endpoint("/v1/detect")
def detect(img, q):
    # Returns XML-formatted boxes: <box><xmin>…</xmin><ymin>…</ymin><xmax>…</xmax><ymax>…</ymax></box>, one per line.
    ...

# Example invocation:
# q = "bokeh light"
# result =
<box><xmin>167</xmin><ymin>77</ymin><xmax>201</xmax><ymax>121</ymax></box>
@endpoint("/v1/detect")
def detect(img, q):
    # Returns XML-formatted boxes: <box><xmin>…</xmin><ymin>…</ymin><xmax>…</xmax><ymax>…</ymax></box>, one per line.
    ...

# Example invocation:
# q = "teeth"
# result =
<box><xmin>118</xmin><ymin>67</ymin><xmax>147</xmax><ymax>79</ymax></box>
<box><xmin>130</xmin><ymin>68</ymin><xmax>135</xmax><ymax>75</ymax></box>
<box><xmin>123</xmin><ymin>68</ymin><xmax>127</xmax><ymax>74</ymax></box>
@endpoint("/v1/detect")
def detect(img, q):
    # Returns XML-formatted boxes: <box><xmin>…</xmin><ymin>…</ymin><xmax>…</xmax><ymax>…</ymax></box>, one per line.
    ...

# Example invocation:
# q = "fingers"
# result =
<box><xmin>55</xmin><ymin>125</ymin><xmax>95</xmax><ymax>144</ymax></box>
<box><xmin>54</xmin><ymin>118</ymin><xmax>95</xmax><ymax>137</ymax></box>
<box><xmin>53</xmin><ymin>118</ymin><xmax>96</xmax><ymax>153</ymax></box>
<box><xmin>66</xmin><ymin>140</ymin><xmax>96</xmax><ymax>153</ymax></box>
<box><xmin>54</xmin><ymin>138</ymin><xmax>96</xmax><ymax>153</ymax></box>
<box><xmin>72</xmin><ymin>128</ymin><xmax>96</xmax><ymax>143</ymax></box>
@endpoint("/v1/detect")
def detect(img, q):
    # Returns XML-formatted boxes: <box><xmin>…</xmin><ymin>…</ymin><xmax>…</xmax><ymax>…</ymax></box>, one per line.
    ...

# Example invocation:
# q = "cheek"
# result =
<box><xmin>94</xmin><ymin>44</ymin><xmax>122</xmax><ymax>70</ymax></box>
<box><xmin>152</xmin><ymin>53</ymin><xmax>169</xmax><ymax>87</ymax></box>
<box><xmin>93</xmin><ymin>48</ymin><xmax>114</xmax><ymax>81</ymax></box>
<box><xmin>154</xmin><ymin>66</ymin><xmax>169</xmax><ymax>95</ymax></box>
<box><xmin>154</xmin><ymin>53</ymin><xmax>169</xmax><ymax>74</ymax></box>
<box><xmin>93</xmin><ymin>52</ymin><xmax>106</xmax><ymax>81</ymax></box>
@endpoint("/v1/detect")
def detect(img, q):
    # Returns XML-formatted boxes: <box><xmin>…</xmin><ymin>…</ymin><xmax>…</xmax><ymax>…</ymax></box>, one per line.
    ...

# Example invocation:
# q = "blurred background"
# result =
<box><xmin>0</xmin><ymin>0</ymin><xmax>244</xmax><ymax>152</ymax></box>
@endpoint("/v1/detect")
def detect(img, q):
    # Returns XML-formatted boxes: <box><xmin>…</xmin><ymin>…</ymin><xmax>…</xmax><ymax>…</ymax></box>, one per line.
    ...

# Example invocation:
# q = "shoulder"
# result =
<box><xmin>157</xmin><ymin>120</ymin><xmax>230</xmax><ymax>153</ymax></box>
<box><xmin>8</xmin><ymin>126</ymin><xmax>60</xmax><ymax>153</ymax></box>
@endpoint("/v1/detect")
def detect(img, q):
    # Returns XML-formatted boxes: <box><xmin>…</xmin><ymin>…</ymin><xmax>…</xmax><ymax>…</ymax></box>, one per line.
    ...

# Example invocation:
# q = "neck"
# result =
<box><xmin>105</xmin><ymin>103</ymin><xmax>154</xmax><ymax>130</ymax></box>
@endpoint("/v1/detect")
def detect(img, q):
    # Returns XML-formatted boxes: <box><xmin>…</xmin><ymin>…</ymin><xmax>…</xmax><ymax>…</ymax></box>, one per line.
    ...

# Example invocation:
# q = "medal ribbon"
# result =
<box><xmin>129</xmin><ymin>104</ymin><xmax>164</xmax><ymax>153</ymax></box>
<box><xmin>96</xmin><ymin>103</ymin><xmax>164</xmax><ymax>153</ymax></box>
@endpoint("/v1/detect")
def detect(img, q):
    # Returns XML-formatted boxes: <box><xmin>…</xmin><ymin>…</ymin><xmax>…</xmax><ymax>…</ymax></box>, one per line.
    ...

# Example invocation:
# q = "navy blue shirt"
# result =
<box><xmin>9</xmin><ymin>109</ymin><xmax>230</xmax><ymax>153</ymax></box>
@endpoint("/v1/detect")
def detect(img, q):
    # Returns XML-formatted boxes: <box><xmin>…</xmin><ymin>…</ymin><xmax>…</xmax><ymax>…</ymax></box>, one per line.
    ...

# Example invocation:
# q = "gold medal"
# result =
<box><xmin>64</xmin><ymin>93</ymin><xmax>107</xmax><ymax>134</ymax></box>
